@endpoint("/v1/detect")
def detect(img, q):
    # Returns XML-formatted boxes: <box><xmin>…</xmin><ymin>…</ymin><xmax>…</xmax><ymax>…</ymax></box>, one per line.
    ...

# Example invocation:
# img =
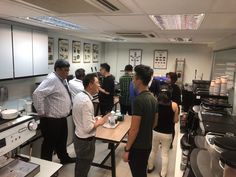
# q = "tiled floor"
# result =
<box><xmin>54</xmin><ymin>123</ymin><xmax>183</xmax><ymax>177</ymax></box>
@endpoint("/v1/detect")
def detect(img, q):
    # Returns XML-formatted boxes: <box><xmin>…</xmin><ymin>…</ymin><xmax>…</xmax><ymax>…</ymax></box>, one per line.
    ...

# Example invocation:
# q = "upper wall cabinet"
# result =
<box><xmin>13</xmin><ymin>26</ymin><xmax>33</xmax><ymax>78</ymax></box>
<box><xmin>32</xmin><ymin>30</ymin><xmax>48</xmax><ymax>75</ymax></box>
<box><xmin>0</xmin><ymin>24</ymin><xmax>13</xmax><ymax>79</ymax></box>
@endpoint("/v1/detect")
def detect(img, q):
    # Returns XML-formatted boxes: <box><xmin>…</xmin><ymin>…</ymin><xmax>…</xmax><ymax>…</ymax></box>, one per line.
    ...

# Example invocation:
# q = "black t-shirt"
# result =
<box><xmin>171</xmin><ymin>84</ymin><xmax>181</xmax><ymax>105</ymax></box>
<box><xmin>98</xmin><ymin>75</ymin><xmax>115</xmax><ymax>104</ymax></box>
<box><xmin>132</xmin><ymin>91</ymin><xmax>158</xmax><ymax>150</ymax></box>
<box><xmin>154</xmin><ymin>103</ymin><xmax>175</xmax><ymax>134</ymax></box>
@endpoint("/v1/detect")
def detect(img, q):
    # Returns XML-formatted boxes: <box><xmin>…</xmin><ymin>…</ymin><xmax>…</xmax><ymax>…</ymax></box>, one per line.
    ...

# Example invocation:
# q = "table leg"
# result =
<box><xmin>110</xmin><ymin>143</ymin><xmax>116</xmax><ymax>177</ymax></box>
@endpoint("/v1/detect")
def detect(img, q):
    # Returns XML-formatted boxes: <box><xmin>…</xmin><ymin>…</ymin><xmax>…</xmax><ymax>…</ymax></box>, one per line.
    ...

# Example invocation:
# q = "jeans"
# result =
<box><xmin>120</xmin><ymin>104</ymin><xmax>132</xmax><ymax>115</ymax></box>
<box><xmin>40</xmin><ymin>117</ymin><xmax>69</xmax><ymax>162</ymax></box>
<box><xmin>74</xmin><ymin>135</ymin><xmax>95</xmax><ymax>177</ymax></box>
<box><xmin>148</xmin><ymin>131</ymin><xmax>172</xmax><ymax>177</ymax></box>
<box><xmin>128</xmin><ymin>148</ymin><xmax>151</xmax><ymax>177</ymax></box>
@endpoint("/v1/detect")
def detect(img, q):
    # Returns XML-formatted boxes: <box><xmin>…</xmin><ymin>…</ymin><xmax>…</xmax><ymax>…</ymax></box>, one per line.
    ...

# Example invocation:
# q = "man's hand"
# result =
<box><xmin>122</xmin><ymin>151</ymin><xmax>129</xmax><ymax>162</ymax></box>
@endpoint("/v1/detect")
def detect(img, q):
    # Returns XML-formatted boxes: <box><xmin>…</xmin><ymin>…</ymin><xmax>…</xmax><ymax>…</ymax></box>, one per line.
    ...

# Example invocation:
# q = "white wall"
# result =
<box><xmin>104</xmin><ymin>43</ymin><xmax>213</xmax><ymax>83</ymax></box>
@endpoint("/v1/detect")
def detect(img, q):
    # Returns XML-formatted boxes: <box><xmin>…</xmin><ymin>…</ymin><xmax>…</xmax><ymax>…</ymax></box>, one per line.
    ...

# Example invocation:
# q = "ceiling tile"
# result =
<box><xmin>62</xmin><ymin>16</ymin><xmax>122</xmax><ymax>32</ymax></box>
<box><xmin>133</xmin><ymin>0</ymin><xmax>214</xmax><ymax>14</ymax></box>
<box><xmin>200</xmin><ymin>14</ymin><xmax>236</xmax><ymax>29</ymax></box>
<box><xmin>99</xmin><ymin>15</ymin><xmax>158</xmax><ymax>31</ymax></box>
<box><xmin>210</xmin><ymin>0</ymin><xmax>236</xmax><ymax>13</ymax></box>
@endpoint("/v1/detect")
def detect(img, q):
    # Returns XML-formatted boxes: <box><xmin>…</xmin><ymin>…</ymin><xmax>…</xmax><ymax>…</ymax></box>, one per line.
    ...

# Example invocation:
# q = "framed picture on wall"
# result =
<box><xmin>83</xmin><ymin>43</ymin><xmax>91</xmax><ymax>63</ymax></box>
<box><xmin>92</xmin><ymin>44</ymin><xmax>99</xmax><ymax>63</ymax></box>
<box><xmin>129</xmin><ymin>49</ymin><xmax>142</xmax><ymax>66</ymax></box>
<box><xmin>153</xmin><ymin>50</ymin><xmax>168</xmax><ymax>69</ymax></box>
<box><xmin>58</xmin><ymin>38</ymin><xmax>69</xmax><ymax>60</ymax></box>
<box><xmin>72</xmin><ymin>40</ymin><xmax>81</xmax><ymax>63</ymax></box>
<box><xmin>48</xmin><ymin>37</ymin><xmax>54</xmax><ymax>65</ymax></box>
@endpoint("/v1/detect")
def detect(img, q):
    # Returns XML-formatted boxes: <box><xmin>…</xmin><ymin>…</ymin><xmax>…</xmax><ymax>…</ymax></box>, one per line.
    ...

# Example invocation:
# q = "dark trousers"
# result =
<box><xmin>40</xmin><ymin>117</ymin><xmax>69</xmax><ymax>161</ymax></box>
<box><xmin>99</xmin><ymin>102</ymin><xmax>113</xmax><ymax>115</ymax></box>
<box><xmin>128</xmin><ymin>148</ymin><xmax>151</xmax><ymax>177</ymax></box>
<box><xmin>120</xmin><ymin>104</ymin><xmax>132</xmax><ymax>115</ymax></box>
<box><xmin>74</xmin><ymin>135</ymin><xmax>95</xmax><ymax>177</ymax></box>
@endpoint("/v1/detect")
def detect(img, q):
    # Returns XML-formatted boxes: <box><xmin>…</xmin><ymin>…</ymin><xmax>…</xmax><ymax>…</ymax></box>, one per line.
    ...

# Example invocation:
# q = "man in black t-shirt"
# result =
<box><xmin>98</xmin><ymin>63</ymin><xmax>115</xmax><ymax>115</ymax></box>
<box><xmin>122</xmin><ymin>65</ymin><xmax>158</xmax><ymax>177</ymax></box>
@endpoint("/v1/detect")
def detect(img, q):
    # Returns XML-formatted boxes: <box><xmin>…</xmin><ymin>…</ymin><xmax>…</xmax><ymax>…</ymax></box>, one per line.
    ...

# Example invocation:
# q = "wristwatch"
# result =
<box><xmin>124</xmin><ymin>147</ymin><xmax>130</xmax><ymax>152</ymax></box>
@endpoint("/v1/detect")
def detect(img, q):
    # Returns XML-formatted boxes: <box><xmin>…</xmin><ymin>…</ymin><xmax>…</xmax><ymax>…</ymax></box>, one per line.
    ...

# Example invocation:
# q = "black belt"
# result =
<box><xmin>76</xmin><ymin>136</ymin><xmax>95</xmax><ymax>141</ymax></box>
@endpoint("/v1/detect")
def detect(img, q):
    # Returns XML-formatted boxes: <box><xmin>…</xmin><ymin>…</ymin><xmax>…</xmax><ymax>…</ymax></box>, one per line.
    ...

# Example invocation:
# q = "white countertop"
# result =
<box><xmin>21</xmin><ymin>154</ymin><xmax>62</xmax><ymax>177</ymax></box>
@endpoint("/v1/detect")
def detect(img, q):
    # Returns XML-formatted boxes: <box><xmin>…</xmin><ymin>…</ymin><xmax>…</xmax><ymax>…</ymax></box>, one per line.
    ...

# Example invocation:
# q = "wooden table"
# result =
<box><xmin>92</xmin><ymin>115</ymin><xmax>131</xmax><ymax>177</ymax></box>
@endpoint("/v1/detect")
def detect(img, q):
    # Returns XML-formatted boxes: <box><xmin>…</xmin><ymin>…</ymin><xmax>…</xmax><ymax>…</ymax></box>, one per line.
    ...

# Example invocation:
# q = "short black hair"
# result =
<box><xmin>124</xmin><ymin>64</ymin><xmax>133</xmax><ymax>72</ymax></box>
<box><xmin>134</xmin><ymin>65</ymin><xmax>153</xmax><ymax>86</ymax></box>
<box><xmin>75</xmin><ymin>68</ymin><xmax>85</xmax><ymax>80</ymax></box>
<box><xmin>83</xmin><ymin>73</ymin><xmax>97</xmax><ymax>88</ymax></box>
<box><xmin>100</xmin><ymin>63</ymin><xmax>110</xmax><ymax>72</ymax></box>
<box><xmin>169</xmin><ymin>72</ymin><xmax>178</xmax><ymax>83</ymax></box>
<box><xmin>54</xmin><ymin>59</ymin><xmax>70</xmax><ymax>71</ymax></box>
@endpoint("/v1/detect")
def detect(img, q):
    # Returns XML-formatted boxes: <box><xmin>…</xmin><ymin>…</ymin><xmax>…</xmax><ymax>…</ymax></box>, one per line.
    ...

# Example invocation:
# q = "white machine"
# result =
<box><xmin>0</xmin><ymin>115</ymin><xmax>40</xmax><ymax>177</ymax></box>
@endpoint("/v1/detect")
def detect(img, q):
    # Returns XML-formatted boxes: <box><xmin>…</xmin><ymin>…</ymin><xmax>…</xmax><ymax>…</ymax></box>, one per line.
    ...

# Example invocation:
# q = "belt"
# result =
<box><xmin>76</xmin><ymin>136</ymin><xmax>95</xmax><ymax>141</ymax></box>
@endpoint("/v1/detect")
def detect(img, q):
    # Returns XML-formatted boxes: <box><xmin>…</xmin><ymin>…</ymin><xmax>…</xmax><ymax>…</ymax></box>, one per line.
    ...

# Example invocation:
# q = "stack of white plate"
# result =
<box><xmin>1</xmin><ymin>109</ymin><xmax>19</xmax><ymax>119</ymax></box>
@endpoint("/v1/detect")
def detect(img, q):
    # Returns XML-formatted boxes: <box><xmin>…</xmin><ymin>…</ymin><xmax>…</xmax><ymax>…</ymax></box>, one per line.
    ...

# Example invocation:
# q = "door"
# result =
<box><xmin>0</xmin><ymin>24</ymin><xmax>13</xmax><ymax>79</ymax></box>
<box><xmin>32</xmin><ymin>30</ymin><xmax>48</xmax><ymax>75</ymax></box>
<box><xmin>12</xmin><ymin>26</ymin><xmax>33</xmax><ymax>78</ymax></box>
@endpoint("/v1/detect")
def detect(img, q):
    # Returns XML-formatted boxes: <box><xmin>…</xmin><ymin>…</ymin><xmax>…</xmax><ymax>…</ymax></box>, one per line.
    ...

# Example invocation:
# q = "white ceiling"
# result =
<box><xmin>0</xmin><ymin>0</ymin><xmax>236</xmax><ymax>44</ymax></box>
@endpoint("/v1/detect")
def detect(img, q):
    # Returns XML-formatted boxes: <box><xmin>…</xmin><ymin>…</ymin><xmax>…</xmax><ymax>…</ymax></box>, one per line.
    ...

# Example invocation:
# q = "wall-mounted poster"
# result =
<box><xmin>48</xmin><ymin>37</ymin><xmax>54</xmax><ymax>65</ymax></box>
<box><xmin>153</xmin><ymin>50</ymin><xmax>168</xmax><ymax>69</ymax></box>
<box><xmin>58</xmin><ymin>38</ymin><xmax>69</xmax><ymax>60</ymax></box>
<box><xmin>84</xmin><ymin>43</ymin><xmax>91</xmax><ymax>63</ymax></box>
<box><xmin>72</xmin><ymin>41</ymin><xmax>81</xmax><ymax>63</ymax></box>
<box><xmin>92</xmin><ymin>44</ymin><xmax>99</xmax><ymax>63</ymax></box>
<box><xmin>129</xmin><ymin>49</ymin><xmax>142</xmax><ymax>66</ymax></box>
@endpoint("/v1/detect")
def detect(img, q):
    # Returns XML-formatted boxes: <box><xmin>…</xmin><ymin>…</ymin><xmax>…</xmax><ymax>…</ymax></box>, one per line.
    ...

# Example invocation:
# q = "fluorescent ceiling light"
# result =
<box><xmin>169</xmin><ymin>37</ymin><xmax>192</xmax><ymax>42</ymax></box>
<box><xmin>149</xmin><ymin>14</ymin><xmax>205</xmax><ymax>30</ymax></box>
<box><xmin>23</xmin><ymin>16</ymin><xmax>84</xmax><ymax>30</ymax></box>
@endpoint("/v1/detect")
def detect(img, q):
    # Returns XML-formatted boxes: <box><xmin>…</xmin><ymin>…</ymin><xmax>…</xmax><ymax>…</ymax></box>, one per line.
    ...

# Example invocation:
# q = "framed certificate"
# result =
<box><xmin>129</xmin><ymin>49</ymin><xmax>142</xmax><ymax>66</ymax></box>
<box><xmin>153</xmin><ymin>50</ymin><xmax>168</xmax><ymax>69</ymax></box>
<box><xmin>83</xmin><ymin>43</ymin><xmax>91</xmax><ymax>63</ymax></box>
<box><xmin>72</xmin><ymin>41</ymin><xmax>81</xmax><ymax>63</ymax></box>
<box><xmin>58</xmin><ymin>38</ymin><xmax>69</xmax><ymax>60</ymax></box>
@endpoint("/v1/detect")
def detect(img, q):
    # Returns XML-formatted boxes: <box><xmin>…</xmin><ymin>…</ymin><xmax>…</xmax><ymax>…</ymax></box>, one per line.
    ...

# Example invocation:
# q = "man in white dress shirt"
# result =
<box><xmin>73</xmin><ymin>73</ymin><xmax>109</xmax><ymax>177</ymax></box>
<box><xmin>69</xmin><ymin>68</ymin><xmax>85</xmax><ymax>100</ymax></box>
<box><xmin>33</xmin><ymin>59</ymin><xmax>75</xmax><ymax>164</ymax></box>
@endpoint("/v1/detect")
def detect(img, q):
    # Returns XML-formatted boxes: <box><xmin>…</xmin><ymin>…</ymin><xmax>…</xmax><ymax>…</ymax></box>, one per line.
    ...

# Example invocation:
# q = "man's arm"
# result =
<box><xmin>125</xmin><ymin>116</ymin><xmax>141</xmax><ymax>150</ymax></box>
<box><xmin>153</xmin><ymin>113</ymin><xmax>158</xmax><ymax>129</ymax></box>
<box><xmin>32</xmin><ymin>79</ymin><xmax>55</xmax><ymax>116</ymax></box>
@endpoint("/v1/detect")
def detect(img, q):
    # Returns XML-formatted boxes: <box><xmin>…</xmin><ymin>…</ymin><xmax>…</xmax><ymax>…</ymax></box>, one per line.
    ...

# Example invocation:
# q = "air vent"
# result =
<box><xmin>169</xmin><ymin>37</ymin><xmax>192</xmax><ymax>42</ymax></box>
<box><xmin>116</xmin><ymin>32</ymin><xmax>158</xmax><ymax>38</ymax></box>
<box><xmin>85</xmin><ymin>0</ymin><xmax>131</xmax><ymax>13</ymax></box>
<box><xmin>96</xmin><ymin>0</ymin><xmax>119</xmax><ymax>11</ymax></box>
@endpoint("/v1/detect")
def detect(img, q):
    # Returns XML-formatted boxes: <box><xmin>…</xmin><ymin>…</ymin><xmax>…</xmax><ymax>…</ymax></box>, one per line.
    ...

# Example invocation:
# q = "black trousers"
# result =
<box><xmin>120</xmin><ymin>104</ymin><xmax>132</xmax><ymax>115</ymax></box>
<box><xmin>99</xmin><ymin>102</ymin><xmax>113</xmax><ymax>116</ymax></box>
<box><xmin>40</xmin><ymin>117</ymin><xmax>69</xmax><ymax>161</ymax></box>
<box><xmin>74</xmin><ymin>135</ymin><xmax>95</xmax><ymax>177</ymax></box>
<box><xmin>128</xmin><ymin>148</ymin><xmax>151</xmax><ymax>177</ymax></box>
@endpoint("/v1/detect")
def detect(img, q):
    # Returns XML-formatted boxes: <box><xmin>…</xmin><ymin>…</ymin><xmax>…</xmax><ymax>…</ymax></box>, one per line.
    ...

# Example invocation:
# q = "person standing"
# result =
<box><xmin>122</xmin><ymin>65</ymin><xmax>158</xmax><ymax>177</ymax></box>
<box><xmin>98</xmin><ymin>63</ymin><xmax>115</xmax><ymax>115</ymax></box>
<box><xmin>148</xmin><ymin>88</ymin><xmax>179</xmax><ymax>177</ymax></box>
<box><xmin>166</xmin><ymin>72</ymin><xmax>181</xmax><ymax>148</ymax></box>
<box><xmin>119</xmin><ymin>64</ymin><xmax>133</xmax><ymax>115</ymax></box>
<box><xmin>73</xmin><ymin>73</ymin><xmax>109</xmax><ymax>177</ymax></box>
<box><xmin>33</xmin><ymin>59</ymin><xmax>75</xmax><ymax>164</ymax></box>
<box><xmin>69</xmin><ymin>68</ymin><xmax>85</xmax><ymax>100</ymax></box>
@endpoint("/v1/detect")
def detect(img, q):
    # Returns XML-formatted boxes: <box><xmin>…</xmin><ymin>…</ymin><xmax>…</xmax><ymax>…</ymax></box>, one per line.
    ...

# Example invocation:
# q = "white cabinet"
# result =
<box><xmin>32</xmin><ymin>30</ymin><xmax>48</xmax><ymax>75</ymax></box>
<box><xmin>12</xmin><ymin>26</ymin><xmax>33</xmax><ymax>78</ymax></box>
<box><xmin>0</xmin><ymin>24</ymin><xmax>13</xmax><ymax>79</ymax></box>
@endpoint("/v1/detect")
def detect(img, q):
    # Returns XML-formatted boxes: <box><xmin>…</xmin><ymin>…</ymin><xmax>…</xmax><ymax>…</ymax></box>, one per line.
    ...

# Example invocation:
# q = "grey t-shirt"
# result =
<box><xmin>132</xmin><ymin>91</ymin><xmax>158</xmax><ymax>149</ymax></box>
